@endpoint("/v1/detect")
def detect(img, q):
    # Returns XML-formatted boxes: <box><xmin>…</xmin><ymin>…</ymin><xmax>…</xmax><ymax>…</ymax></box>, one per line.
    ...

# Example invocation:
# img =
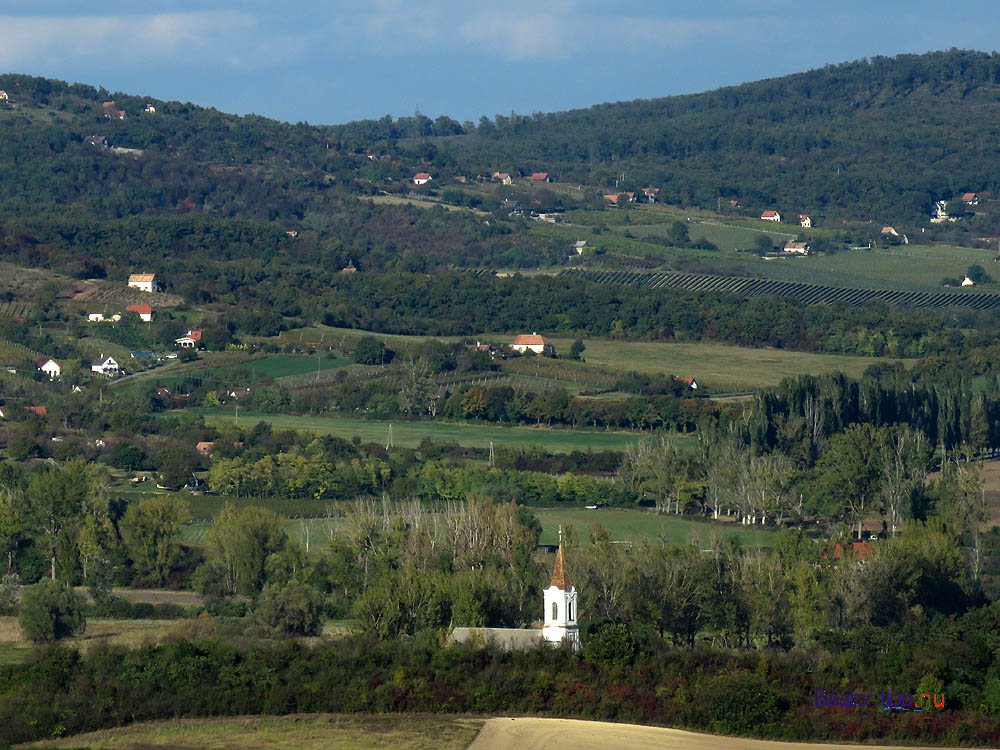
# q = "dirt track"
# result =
<box><xmin>467</xmin><ymin>718</ymin><xmax>980</xmax><ymax>750</ymax></box>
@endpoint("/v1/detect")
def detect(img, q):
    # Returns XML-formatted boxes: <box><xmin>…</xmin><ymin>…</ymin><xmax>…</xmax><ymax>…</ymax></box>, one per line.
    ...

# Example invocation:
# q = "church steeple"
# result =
<box><xmin>550</xmin><ymin>545</ymin><xmax>569</xmax><ymax>590</ymax></box>
<box><xmin>543</xmin><ymin>545</ymin><xmax>580</xmax><ymax>651</ymax></box>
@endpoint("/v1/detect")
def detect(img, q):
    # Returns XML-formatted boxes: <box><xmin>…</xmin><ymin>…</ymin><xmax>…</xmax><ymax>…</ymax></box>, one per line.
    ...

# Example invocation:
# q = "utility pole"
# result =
<box><xmin>386</xmin><ymin>423</ymin><xmax>393</xmax><ymax>450</ymax></box>
<box><xmin>489</xmin><ymin>441</ymin><xmax>494</xmax><ymax>467</ymax></box>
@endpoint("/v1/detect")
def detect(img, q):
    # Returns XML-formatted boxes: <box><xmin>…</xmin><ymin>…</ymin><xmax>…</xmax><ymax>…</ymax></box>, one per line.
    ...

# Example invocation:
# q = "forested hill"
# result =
<box><xmin>334</xmin><ymin>49</ymin><xmax>1000</xmax><ymax>222</ymax></box>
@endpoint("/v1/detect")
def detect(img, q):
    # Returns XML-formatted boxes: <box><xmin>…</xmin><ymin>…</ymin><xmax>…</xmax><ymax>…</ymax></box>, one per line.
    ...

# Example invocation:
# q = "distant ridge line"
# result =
<box><xmin>559</xmin><ymin>269</ymin><xmax>1000</xmax><ymax>310</ymax></box>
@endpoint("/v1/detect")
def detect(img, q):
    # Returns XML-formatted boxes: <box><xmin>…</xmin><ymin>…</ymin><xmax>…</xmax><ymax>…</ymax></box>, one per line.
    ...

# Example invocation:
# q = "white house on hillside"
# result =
<box><xmin>91</xmin><ymin>355</ymin><xmax>120</xmax><ymax>377</ymax></box>
<box><xmin>37</xmin><ymin>358</ymin><xmax>61</xmax><ymax>379</ymax></box>
<box><xmin>175</xmin><ymin>330</ymin><xmax>203</xmax><ymax>348</ymax></box>
<box><xmin>412</xmin><ymin>172</ymin><xmax>432</xmax><ymax>185</ymax></box>
<box><xmin>761</xmin><ymin>210</ymin><xmax>781</xmax><ymax>222</ymax></box>
<box><xmin>799</xmin><ymin>215</ymin><xmax>812</xmax><ymax>228</ymax></box>
<box><xmin>128</xmin><ymin>273</ymin><xmax>161</xmax><ymax>293</ymax></box>
<box><xmin>512</xmin><ymin>333</ymin><xmax>554</xmax><ymax>355</ymax></box>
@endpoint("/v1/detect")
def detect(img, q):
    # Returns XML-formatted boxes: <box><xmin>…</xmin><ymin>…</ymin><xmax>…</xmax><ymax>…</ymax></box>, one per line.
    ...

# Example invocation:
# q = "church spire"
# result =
<box><xmin>550</xmin><ymin>546</ymin><xmax>569</xmax><ymax>590</ymax></box>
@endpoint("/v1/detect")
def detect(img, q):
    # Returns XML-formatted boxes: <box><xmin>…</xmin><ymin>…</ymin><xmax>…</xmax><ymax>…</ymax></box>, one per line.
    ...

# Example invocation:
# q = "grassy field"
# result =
<box><xmin>533</xmin><ymin>508</ymin><xmax>776</xmax><ymax>547</ymax></box>
<box><xmin>239</xmin><ymin>355</ymin><xmax>352</xmax><ymax>379</ymax></box>
<box><xmin>740</xmin><ymin>244</ymin><xmax>1000</xmax><ymax>291</ymax></box>
<box><xmin>197</xmin><ymin>409</ymin><xmax>666</xmax><ymax>453</ymax></box>
<box><xmin>26</xmin><ymin>714</ymin><xmax>484</xmax><ymax>750</ymax></box>
<box><xmin>0</xmin><ymin>617</ymin><xmax>181</xmax><ymax>666</ymax></box>
<box><xmin>546</xmin><ymin>338</ymin><xmax>905</xmax><ymax>390</ymax></box>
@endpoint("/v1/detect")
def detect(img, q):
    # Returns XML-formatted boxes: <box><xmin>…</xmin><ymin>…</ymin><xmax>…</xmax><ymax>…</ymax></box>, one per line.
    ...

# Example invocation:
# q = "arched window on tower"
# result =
<box><xmin>568</xmin><ymin>600</ymin><xmax>573</xmax><ymax>621</ymax></box>
<box><xmin>552</xmin><ymin>601</ymin><xmax>558</xmax><ymax>621</ymax></box>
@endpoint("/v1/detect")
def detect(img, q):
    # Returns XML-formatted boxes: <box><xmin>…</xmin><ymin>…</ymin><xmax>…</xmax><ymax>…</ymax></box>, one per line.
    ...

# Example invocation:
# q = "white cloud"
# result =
<box><xmin>0</xmin><ymin>11</ymin><xmax>301</xmax><ymax>70</ymax></box>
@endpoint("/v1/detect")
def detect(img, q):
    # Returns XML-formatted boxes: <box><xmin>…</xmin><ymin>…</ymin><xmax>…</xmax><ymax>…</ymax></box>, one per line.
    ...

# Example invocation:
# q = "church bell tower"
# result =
<box><xmin>543</xmin><ymin>545</ymin><xmax>580</xmax><ymax>651</ymax></box>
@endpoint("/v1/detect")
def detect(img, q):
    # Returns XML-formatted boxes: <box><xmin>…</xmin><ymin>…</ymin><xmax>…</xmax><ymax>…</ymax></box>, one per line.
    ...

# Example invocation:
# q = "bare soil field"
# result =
<box><xmin>468</xmin><ymin>718</ymin><xmax>980</xmax><ymax>750</ymax></box>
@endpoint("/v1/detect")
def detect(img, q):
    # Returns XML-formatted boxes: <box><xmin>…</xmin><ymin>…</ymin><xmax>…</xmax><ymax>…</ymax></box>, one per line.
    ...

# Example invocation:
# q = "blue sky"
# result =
<box><xmin>2</xmin><ymin>1</ymin><xmax>999</xmax><ymax>125</ymax></box>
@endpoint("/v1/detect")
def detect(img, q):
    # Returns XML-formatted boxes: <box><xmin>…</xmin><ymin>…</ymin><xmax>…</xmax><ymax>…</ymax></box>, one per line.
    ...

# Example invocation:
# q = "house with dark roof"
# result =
<box><xmin>91</xmin><ymin>355</ymin><xmax>120</xmax><ymax>377</ymax></box>
<box><xmin>37</xmin><ymin>358</ymin><xmax>61</xmax><ymax>379</ymax></box>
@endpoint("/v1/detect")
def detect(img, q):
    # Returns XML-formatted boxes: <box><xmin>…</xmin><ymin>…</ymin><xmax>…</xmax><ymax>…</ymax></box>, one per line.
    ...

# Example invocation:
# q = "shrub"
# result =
<box><xmin>255</xmin><ymin>581</ymin><xmax>324</xmax><ymax>636</ymax></box>
<box><xmin>18</xmin><ymin>579</ymin><xmax>86</xmax><ymax>643</ymax></box>
<box><xmin>583</xmin><ymin>623</ymin><xmax>636</xmax><ymax>667</ymax></box>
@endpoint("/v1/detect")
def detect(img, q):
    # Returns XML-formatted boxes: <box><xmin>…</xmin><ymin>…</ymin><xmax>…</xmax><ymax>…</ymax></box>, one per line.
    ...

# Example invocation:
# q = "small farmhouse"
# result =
<box><xmin>412</xmin><ymin>172</ymin><xmax>432</xmax><ymax>185</ymax></box>
<box><xmin>799</xmin><ymin>215</ymin><xmax>812</xmax><ymax>228</ymax></box>
<box><xmin>604</xmin><ymin>192</ymin><xmax>635</xmax><ymax>205</ymax></box>
<box><xmin>91</xmin><ymin>355</ymin><xmax>120</xmax><ymax>377</ymax></box>
<box><xmin>37</xmin><ymin>358</ymin><xmax>61</xmax><ymax>379</ymax></box>
<box><xmin>24</xmin><ymin>406</ymin><xmax>47</xmax><ymax>418</ymax></box>
<box><xmin>529</xmin><ymin>172</ymin><xmax>551</xmax><ymax>182</ymax></box>
<box><xmin>493</xmin><ymin>172</ymin><xmax>512</xmax><ymax>185</ymax></box>
<box><xmin>962</xmin><ymin>276</ymin><xmax>976</xmax><ymax>287</ymax></box>
<box><xmin>128</xmin><ymin>273</ymin><xmax>160</xmax><ymax>293</ymax></box>
<box><xmin>573</xmin><ymin>240</ymin><xmax>587</xmax><ymax>255</ymax></box>
<box><xmin>881</xmin><ymin>226</ymin><xmax>899</xmax><ymax>237</ymax></box>
<box><xmin>640</xmin><ymin>187</ymin><xmax>660</xmax><ymax>203</ymax></box>
<box><xmin>761</xmin><ymin>210</ymin><xmax>781</xmax><ymax>222</ymax></box>
<box><xmin>783</xmin><ymin>241</ymin><xmax>809</xmax><ymax>255</ymax></box>
<box><xmin>512</xmin><ymin>333</ymin><xmax>554</xmax><ymax>355</ymax></box>
<box><xmin>196</xmin><ymin>441</ymin><xmax>215</xmax><ymax>456</ymax></box>
<box><xmin>0</xmin><ymin>91</ymin><xmax>8</xmax><ymax>101</ymax></box>
<box><xmin>678</xmin><ymin>377</ymin><xmax>699</xmax><ymax>390</ymax></box>
<box><xmin>175</xmin><ymin>330</ymin><xmax>203</xmax><ymax>348</ymax></box>
<box><xmin>962</xmin><ymin>192</ymin><xmax>979</xmax><ymax>206</ymax></box>
<box><xmin>144</xmin><ymin>103</ymin><xmax>156</xmax><ymax>113</ymax></box>
<box><xmin>126</xmin><ymin>304</ymin><xmax>153</xmax><ymax>322</ymax></box>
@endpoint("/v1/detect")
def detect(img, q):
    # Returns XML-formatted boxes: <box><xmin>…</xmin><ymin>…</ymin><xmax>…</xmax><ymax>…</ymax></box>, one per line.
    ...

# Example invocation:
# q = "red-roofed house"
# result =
<box><xmin>529</xmin><ymin>172</ymin><xmax>551</xmax><ymax>182</ymax></box>
<box><xmin>799</xmin><ymin>215</ymin><xmax>812</xmax><ymax>228</ymax></box>
<box><xmin>102</xmin><ymin>101</ymin><xmax>125</xmax><ymax>120</ymax></box>
<box><xmin>761</xmin><ymin>210</ymin><xmax>781</xmax><ymax>222</ymax></box>
<box><xmin>604</xmin><ymin>192</ymin><xmax>635</xmax><ymax>205</ymax></box>
<box><xmin>25</xmin><ymin>405</ymin><xmax>47</xmax><ymax>418</ymax></box>
<box><xmin>640</xmin><ymin>187</ymin><xmax>660</xmax><ymax>203</ymax></box>
<box><xmin>413</xmin><ymin>172</ymin><xmax>432</xmax><ymax>185</ymax></box>
<box><xmin>962</xmin><ymin>192</ymin><xmax>979</xmax><ymax>205</ymax></box>
<box><xmin>126</xmin><ymin>304</ymin><xmax>152</xmax><ymax>322</ymax></box>
<box><xmin>175</xmin><ymin>330</ymin><xmax>202</xmax><ymax>348</ymax></box>
<box><xmin>512</xmin><ymin>333</ymin><xmax>554</xmax><ymax>355</ymax></box>
<box><xmin>678</xmin><ymin>377</ymin><xmax>699</xmax><ymax>390</ymax></box>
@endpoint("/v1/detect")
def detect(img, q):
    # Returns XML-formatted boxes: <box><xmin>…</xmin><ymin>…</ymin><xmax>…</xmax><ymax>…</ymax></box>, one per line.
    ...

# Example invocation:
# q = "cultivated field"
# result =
<box><xmin>239</xmin><ymin>354</ymin><xmax>352</xmax><ymax>379</ymax></box>
<box><xmin>468</xmin><ymin>718</ymin><xmax>968</xmax><ymax>750</ymax></box>
<box><xmin>546</xmin><ymin>338</ymin><xmax>903</xmax><ymax>390</ymax></box>
<box><xmin>24</xmin><ymin>714</ymin><xmax>484</xmax><ymax>750</ymax></box>
<box><xmin>197</xmin><ymin>410</ymin><xmax>662</xmax><ymax>453</ymax></box>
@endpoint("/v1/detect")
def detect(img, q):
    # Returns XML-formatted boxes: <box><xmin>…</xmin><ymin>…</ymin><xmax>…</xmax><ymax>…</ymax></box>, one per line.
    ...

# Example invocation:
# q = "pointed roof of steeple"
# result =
<box><xmin>550</xmin><ymin>546</ymin><xmax>570</xmax><ymax>590</ymax></box>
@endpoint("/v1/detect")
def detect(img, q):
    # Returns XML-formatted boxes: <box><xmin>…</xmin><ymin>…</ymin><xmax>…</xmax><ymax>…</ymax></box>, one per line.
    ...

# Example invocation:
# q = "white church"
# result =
<box><xmin>450</xmin><ymin>546</ymin><xmax>580</xmax><ymax>652</ymax></box>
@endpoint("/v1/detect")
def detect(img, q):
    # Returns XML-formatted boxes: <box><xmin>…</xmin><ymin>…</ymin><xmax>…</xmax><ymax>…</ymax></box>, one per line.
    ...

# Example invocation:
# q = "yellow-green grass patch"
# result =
<box><xmin>21</xmin><ymin>713</ymin><xmax>485</xmax><ymax>750</ymax></box>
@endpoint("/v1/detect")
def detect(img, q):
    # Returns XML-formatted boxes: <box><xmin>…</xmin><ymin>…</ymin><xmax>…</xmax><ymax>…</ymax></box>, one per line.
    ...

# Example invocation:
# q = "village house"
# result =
<box><xmin>799</xmin><ymin>215</ymin><xmax>812</xmax><ymax>228</ymax></box>
<box><xmin>729</xmin><ymin>199</ymin><xmax>741</xmax><ymax>208</ymax></box>
<box><xmin>0</xmin><ymin>91</ymin><xmax>8</xmax><ymax>101</ymax></box>
<box><xmin>640</xmin><ymin>187</ymin><xmax>660</xmax><ymax>203</ymax></box>
<box><xmin>761</xmin><ymin>210</ymin><xmax>781</xmax><ymax>222</ymax></box>
<box><xmin>196</xmin><ymin>441</ymin><xmax>215</xmax><ymax>456</ymax></box>
<box><xmin>102</xmin><ymin>101</ymin><xmax>125</xmax><ymax>120</ymax></box>
<box><xmin>604</xmin><ymin>192</ymin><xmax>635</xmax><ymax>205</ymax></box>
<box><xmin>175</xmin><ymin>330</ymin><xmax>203</xmax><ymax>348</ymax></box>
<box><xmin>85</xmin><ymin>135</ymin><xmax>109</xmax><ymax>149</ymax></box>
<box><xmin>573</xmin><ymin>240</ymin><xmax>587</xmax><ymax>255</ymax></box>
<box><xmin>285</xmin><ymin>231</ymin><xmax>298</xmax><ymax>238</ymax></box>
<box><xmin>529</xmin><ymin>172</ymin><xmax>552</xmax><ymax>182</ymax></box>
<box><xmin>452</xmin><ymin>176</ymin><xmax>467</xmax><ymax>184</ymax></box>
<box><xmin>962</xmin><ymin>192</ymin><xmax>979</xmax><ymax>206</ymax></box>
<box><xmin>0</xmin><ymin>407</ymin><xmax>6</xmax><ymax>419</ymax></box>
<box><xmin>881</xmin><ymin>226</ymin><xmax>899</xmax><ymax>237</ymax></box>
<box><xmin>24</xmin><ymin>406</ymin><xmax>47</xmax><ymax>418</ymax></box>
<box><xmin>126</xmin><ymin>304</ymin><xmax>153</xmax><ymax>322</ymax></box>
<box><xmin>91</xmin><ymin>354</ymin><xmax>120</xmax><ymax>377</ymax></box>
<box><xmin>144</xmin><ymin>103</ymin><xmax>156</xmax><ymax>113</ymax></box>
<box><xmin>341</xmin><ymin>263</ymin><xmax>357</xmax><ymax>273</ymax></box>
<box><xmin>412</xmin><ymin>172</ymin><xmax>432</xmax><ymax>185</ymax></box>
<box><xmin>678</xmin><ymin>377</ymin><xmax>699</xmax><ymax>390</ymax></box>
<box><xmin>128</xmin><ymin>273</ymin><xmax>161</xmax><ymax>293</ymax></box>
<box><xmin>36</xmin><ymin>358</ymin><xmax>61</xmax><ymax>379</ymax></box>
<box><xmin>962</xmin><ymin>276</ymin><xmax>976</xmax><ymax>287</ymax></box>
<box><xmin>783</xmin><ymin>241</ymin><xmax>810</xmax><ymax>255</ymax></box>
<box><xmin>492</xmin><ymin>172</ymin><xmax>513</xmax><ymax>185</ymax></box>
<box><xmin>512</xmin><ymin>333</ymin><xmax>554</xmax><ymax>355</ymax></box>
<box><xmin>931</xmin><ymin>200</ymin><xmax>954</xmax><ymax>223</ymax></box>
